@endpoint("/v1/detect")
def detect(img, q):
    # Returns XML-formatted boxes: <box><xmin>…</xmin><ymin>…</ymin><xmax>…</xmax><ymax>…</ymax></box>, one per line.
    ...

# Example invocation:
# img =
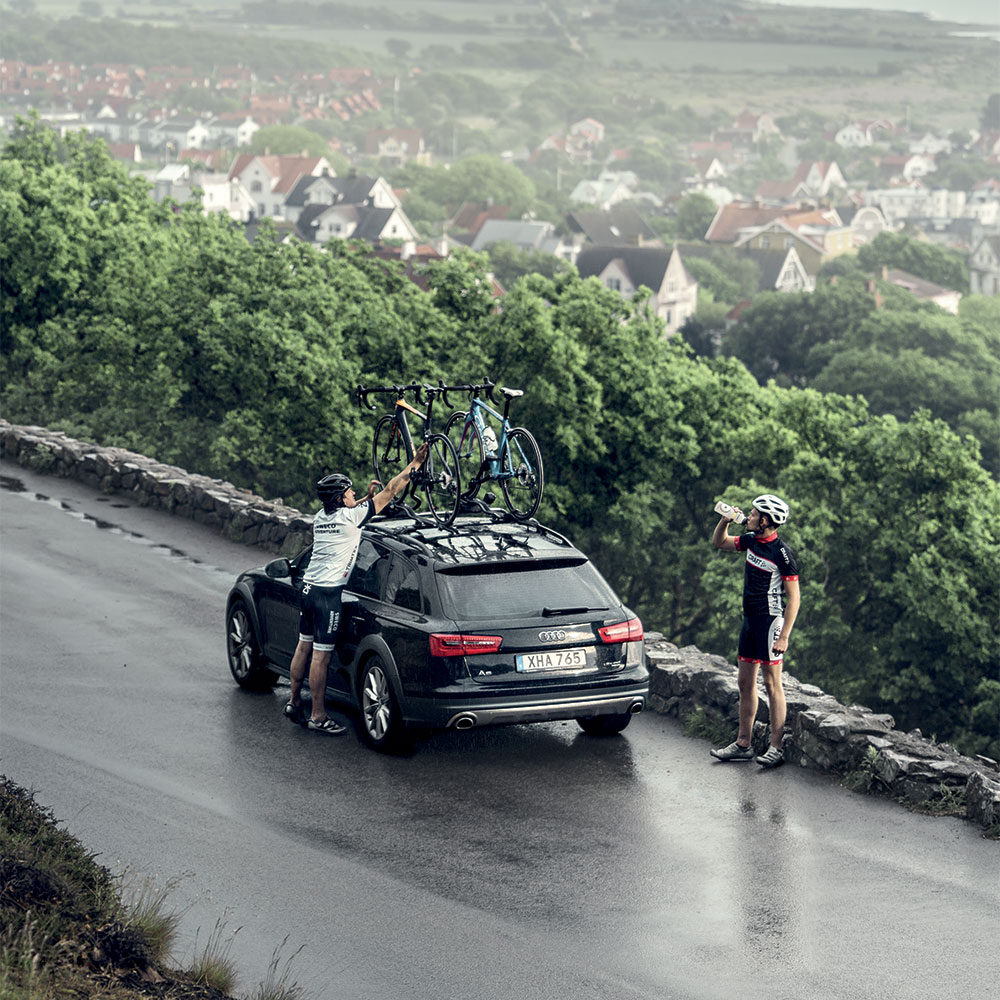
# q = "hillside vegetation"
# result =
<box><xmin>1</xmin><ymin>119</ymin><xmax>998</xmax><ymax>761</ymax></box>
<box><xmin>0</xmin><ymin>775</ymin><xmax>289</xmax><ymax>999</ymax></box>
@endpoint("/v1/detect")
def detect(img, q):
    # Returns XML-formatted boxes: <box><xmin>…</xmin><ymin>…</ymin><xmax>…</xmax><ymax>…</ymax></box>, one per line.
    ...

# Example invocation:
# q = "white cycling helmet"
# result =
<box><xmin>752</xmin><ymin>494</ymin><xmax>790</xmax><ymax>525</ymax></box>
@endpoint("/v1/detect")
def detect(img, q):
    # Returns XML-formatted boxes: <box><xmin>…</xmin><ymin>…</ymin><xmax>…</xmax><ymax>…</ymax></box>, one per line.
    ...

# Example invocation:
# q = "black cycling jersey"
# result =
<box><xmin>734</xmin><ymin>531</ymin><xmax>799</xmax><ymax>616</ymax></box>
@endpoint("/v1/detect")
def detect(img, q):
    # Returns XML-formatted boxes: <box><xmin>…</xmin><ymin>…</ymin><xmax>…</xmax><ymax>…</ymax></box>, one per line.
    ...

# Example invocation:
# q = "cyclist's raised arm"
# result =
<box><xmin>712</xmin><ymin>510</ymin><xmax>743</xmax><ymax>551</ymax></box>
<box><xmin>371</xmin><ymin>442</ymin><xmax>429</xmax><ymax>514</ymax></box>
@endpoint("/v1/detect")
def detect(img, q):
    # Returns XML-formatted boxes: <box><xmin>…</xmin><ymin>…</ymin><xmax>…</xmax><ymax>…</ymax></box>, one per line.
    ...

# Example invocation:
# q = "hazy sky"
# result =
<box><xmin>775</xmin><ymin>0</ymin><xmax>999</xmax><ymax>26</ymax></box>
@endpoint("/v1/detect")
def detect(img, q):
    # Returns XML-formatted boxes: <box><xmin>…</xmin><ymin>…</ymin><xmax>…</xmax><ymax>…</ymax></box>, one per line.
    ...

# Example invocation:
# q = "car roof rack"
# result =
<box><xmin>367</xmin><ymin>500</ymin><xmax>574</xmax><ymax>554</ymax></box>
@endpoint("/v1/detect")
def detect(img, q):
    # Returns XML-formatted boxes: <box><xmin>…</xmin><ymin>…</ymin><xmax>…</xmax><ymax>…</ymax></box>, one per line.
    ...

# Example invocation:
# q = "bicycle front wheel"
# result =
<box><xmin>444</xmin><ymin>410</ymin><xmax>486</xmax><ymax>500</ymax></box>
<box><xmin>372</xmin><ymin>414</ymin><xmax>410</xmax><ymax>507</ymax></box>
<box><xmin>499</xmin><ymin>427</ymin><xmax>543</xmax><ymax>521</ymax></box>
<box><xmin>423</xmin><ymin>432</ymin><xmax>461</xmax><ymax>526</ymax></box>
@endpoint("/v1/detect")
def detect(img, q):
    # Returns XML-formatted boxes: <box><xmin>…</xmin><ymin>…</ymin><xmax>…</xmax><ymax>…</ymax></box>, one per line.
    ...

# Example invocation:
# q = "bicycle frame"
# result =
<box><xmin>358</xmin><ymin>382</ymin><xmax>462</xmax><ymax>526</ymax></box>
<box><xmin>358</xmin><ymin>382</ymin><xmax>441</xmax><ymax>470</ymax></box>
<box><xmin>385</xmin><ymin>396</ymin><xmax>424</xmax><ymax>466</ymax></box>
<box><xmin>456</xmin><ymin>395</ymin><xmax>536</xmax><ymax>486</ymax></box>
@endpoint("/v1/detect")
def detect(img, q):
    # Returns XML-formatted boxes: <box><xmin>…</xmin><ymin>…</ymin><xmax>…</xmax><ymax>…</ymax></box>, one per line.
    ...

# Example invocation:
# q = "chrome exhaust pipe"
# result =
<box><xmin>453</xmin><ymin>714</ymin><xmax>477</xmax><ymax>730</ymax></box>
<box><xmin>629</xmin><ymin>700</ymin><xmax>644</xmax><ymax>715</ymax></box>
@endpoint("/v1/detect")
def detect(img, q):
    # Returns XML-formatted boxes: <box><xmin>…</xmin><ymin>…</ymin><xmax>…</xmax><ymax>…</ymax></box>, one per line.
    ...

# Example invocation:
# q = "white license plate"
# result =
<box><xmin>516</xmin><ymin>647</ymin><xmax>588</xmax><ymax>672</ymax></box>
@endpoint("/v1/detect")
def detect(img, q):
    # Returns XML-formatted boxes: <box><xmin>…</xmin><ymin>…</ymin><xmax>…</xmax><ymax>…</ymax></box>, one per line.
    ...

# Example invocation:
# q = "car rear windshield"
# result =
<box><xmin>435</xmin><ymin>559</ymin><xmax>620</xmax><ymax>620</ymax></box>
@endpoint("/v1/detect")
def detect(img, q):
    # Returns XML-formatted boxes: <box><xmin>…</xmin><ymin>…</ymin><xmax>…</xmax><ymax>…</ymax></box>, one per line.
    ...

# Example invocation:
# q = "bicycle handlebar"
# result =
<box><xmin>357</xmin><ymin>377</ymin><xmax>519</xmax><ymax>412</ymax></box>
<box><xmin>356</xmin><ymin>381</ymin><xmax>423</xmax><ymax>411</ymax></box>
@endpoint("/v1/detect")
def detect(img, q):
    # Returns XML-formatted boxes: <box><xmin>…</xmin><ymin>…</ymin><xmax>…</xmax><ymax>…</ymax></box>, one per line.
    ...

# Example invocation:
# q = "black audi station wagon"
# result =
<box><xmin>225</xmin><ymin>512</ymin><xmax>648</xmax><ymax>751</ymax></box>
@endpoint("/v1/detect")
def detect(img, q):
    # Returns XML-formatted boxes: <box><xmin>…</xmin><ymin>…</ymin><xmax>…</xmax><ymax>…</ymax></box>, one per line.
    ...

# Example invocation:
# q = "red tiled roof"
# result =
<box><xmin>705</xmin><ymin>202</ymin><xmax>798</xmax><ymax>242</ymax></box>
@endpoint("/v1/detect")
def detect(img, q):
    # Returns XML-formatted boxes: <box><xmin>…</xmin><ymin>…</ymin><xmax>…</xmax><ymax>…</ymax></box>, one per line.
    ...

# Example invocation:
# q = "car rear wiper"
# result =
<box><xmin>542</xmin><ymin>605</ymin><xmax>609</xmax><ymax>617</ymax></box>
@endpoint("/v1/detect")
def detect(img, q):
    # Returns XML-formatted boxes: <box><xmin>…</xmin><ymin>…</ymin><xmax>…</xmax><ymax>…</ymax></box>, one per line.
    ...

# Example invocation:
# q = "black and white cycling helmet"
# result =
<box><xmin>317</xmin><ymin>473</ymin><xmax>352</xmax><ymax>509</ymax></box>
<box><xmin>752</xmin><ymin>494</ymin><xmax>789</xmax><ymax>525</ymax></box>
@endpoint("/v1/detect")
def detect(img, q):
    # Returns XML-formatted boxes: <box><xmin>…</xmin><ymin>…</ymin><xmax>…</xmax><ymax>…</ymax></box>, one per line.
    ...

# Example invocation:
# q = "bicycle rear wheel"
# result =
<box><xmin>444</xmin><ymin>410</ymin><xmax>486</xmax><ymax>500</ymax></box>
<box><xmin>423</xmin><ymin>432</ymin><xmax>461</xmax><ymax>526</ymax></box>
<box><xmin>499</xmin><ymin>427</ymin><xmax>543</xmax><ymax>521</ymax></box>
<box><xmin>372</xmin><ymin>414</ymin><xmax>411</xmax><ymax>507</ymax></box>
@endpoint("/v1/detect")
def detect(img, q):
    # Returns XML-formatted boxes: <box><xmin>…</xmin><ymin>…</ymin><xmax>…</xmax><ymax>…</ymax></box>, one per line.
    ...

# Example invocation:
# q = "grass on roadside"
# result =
<box><xmin>0</xmin><ymin>775</ymin><xmax>311</xmax><ymax>1000</ymax></box>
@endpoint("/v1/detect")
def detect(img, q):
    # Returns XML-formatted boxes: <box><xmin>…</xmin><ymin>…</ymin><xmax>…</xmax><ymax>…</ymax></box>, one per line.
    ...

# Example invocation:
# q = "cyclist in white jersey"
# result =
<box><xmin>285</xmin><ymin>442</ymin><xmax>428</xmax><ymax>735</ymax></box>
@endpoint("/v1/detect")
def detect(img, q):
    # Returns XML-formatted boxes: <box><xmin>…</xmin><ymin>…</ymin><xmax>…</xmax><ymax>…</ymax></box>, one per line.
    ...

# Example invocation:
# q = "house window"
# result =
<box><xmin>760</xmin><ymin>236</ymin><xmax>770</xmax><ymax>249</ymax></box>
<box><xmin>258</xmin><ymin>203</ymin><xmax>265</xmax><ymax>216</ymax></box>
<box><xmin>251</xmin><ymin>180</ymin><xmax>262</xmax><ymax>193</ymax></box>
<box><xmin>607</xmin><ymin>278</ymin><xmax>621</xmax><ymax>291</ymax></box>
<box><xmin>784</xmin><ymin>238</ymin><xmax>794</xmax><ymax>249</ymax></box>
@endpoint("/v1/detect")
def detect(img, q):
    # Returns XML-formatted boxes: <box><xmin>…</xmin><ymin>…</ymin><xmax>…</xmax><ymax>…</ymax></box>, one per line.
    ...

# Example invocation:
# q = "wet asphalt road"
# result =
<box><xmin>1</xmin><ymin>459</ymin><xmax>997</xmax><ymax>1000</ymax></box>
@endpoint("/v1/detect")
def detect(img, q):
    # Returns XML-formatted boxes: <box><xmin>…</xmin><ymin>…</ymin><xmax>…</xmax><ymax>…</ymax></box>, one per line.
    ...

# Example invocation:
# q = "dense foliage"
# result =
<box><xmin>2</xmin><ymin>121</ymin><xmax>997</xmax><ymax>759</ymax></box>
<box><xmin>856</xmin><ymin>231</ymin><xmax>969</xmax><ymax>293</ymax></box>
<box><xmin>719</xmin><ymin>271</ymin><xmax>1000</xmax><ymax>476</ymax></box>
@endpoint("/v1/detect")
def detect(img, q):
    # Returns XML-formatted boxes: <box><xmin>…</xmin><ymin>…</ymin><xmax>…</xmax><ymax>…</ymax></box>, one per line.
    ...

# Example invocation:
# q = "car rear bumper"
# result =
<box><xmin>402</xmin><ymin>684</ymin><xmax>649</xmax><ymax>730</ymax></box>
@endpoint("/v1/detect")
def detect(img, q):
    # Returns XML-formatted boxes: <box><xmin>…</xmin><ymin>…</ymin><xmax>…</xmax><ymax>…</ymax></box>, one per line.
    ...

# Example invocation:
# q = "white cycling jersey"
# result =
<box><xmin>303</xmin><ymin>501</ymin><xmax>375</xmax><ymax>587</ymax></box>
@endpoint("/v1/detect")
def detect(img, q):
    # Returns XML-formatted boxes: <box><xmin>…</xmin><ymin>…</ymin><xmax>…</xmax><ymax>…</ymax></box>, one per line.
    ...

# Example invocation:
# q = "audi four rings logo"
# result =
<box><xmin>538</xmin><ymin>630</ymin><xmax>567</xmax><ymax>642</ymax></box>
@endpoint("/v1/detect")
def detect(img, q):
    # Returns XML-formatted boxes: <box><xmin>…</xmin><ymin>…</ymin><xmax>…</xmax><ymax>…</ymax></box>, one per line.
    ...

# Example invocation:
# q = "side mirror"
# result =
<box><xmin>264</xmin><ymin>558</ymin><xmax>292</xmax><ymax>579</ymax></box>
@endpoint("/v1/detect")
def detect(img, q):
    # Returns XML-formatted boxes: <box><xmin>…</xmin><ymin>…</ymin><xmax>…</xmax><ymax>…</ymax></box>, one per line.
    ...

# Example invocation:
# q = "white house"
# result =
<box><xmin>863</xmin><ymin>184</ymin><xmax>930</xmax><ymax>225</ymax></box>
<box><xmin>841</xmin><ymin>204</ymin><xmax>889</xmax><ymax>245</ymax></box>
<box><xmin>206</xmin><ymin>114</ymin><xmax>260</xmax><ymax>148</ymax></box>
<box><xmin>969</xmin><ymin>235</ymin><xmax>1000</xmax><ymax>296</ymax></box>
<box><xmin>575</xmin><ymin>245</ymin><xmax>698</xmax><ymax>335</ymax></box>
<box><xmin>281</xmin><ymin>173</ymin><xmax>401</xmax><ymax>224</ymax></box>
<box><xmin>151</xmin><ymin>117</ymin><xmax>211</xmax><ymax>151</ymax></box>
<box><xmin>228</xmin><ymin>153</ymin><xmax>333</xmax><ymax>218</ymax></box>
<box><xmin>569</xmin><ymin>175</ymin><xmax>633</xmax><ymax>210</ymax></box>
<box><xmin>908</xmin><ymin>132</ymin><xmax>952</xmax><ymax>156</ymax></box>
<box><xmin>470</xmin><ymin>219</ymin><xmax>575</xmax><ymax>259</ymax></box>
<box><xmin>150</xmin><ymin>163</ymin><xmax>255</xmax><ymax>220</ymax></box>
<box><xmin>296</xmin><ymin>203</ymin><xmax>419</xmax><ymax>244</ymax></box>
<box><xmin>835</xmin><ymin>119</ymin><xmax>893</xmax><ymax>147</ymax></box>
<box><xmin>569</xmin><ymin>117</ymin><xmax>605</xmax><ymax>145</ymax></box>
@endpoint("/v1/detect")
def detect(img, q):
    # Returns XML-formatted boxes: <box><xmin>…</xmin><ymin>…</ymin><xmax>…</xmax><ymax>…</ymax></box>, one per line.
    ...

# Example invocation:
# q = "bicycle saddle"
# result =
<box><xmin>499</xmin><ymin>387</ymin><xmax>523</xmax><ymax>398</ymax></box>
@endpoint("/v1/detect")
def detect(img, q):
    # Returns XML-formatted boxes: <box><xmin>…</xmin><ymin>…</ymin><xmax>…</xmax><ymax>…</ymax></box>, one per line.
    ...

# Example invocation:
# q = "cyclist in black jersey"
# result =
<box><xmin>709</xmin><ymin>494</ymin><xmax>800</xmax><ymax>768</ymax></box>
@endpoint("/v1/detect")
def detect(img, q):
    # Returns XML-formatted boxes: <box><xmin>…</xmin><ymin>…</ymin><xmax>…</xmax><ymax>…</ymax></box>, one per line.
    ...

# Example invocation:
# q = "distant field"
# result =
<box><xmin>585</xmin><ymin>37</ymin><xmax>910</xmax><ymax>71</ymax></box>
<box><xmin>8</xmin><ymin>0</ymin><xmax>993</xmax><ymax>129</ymax></box>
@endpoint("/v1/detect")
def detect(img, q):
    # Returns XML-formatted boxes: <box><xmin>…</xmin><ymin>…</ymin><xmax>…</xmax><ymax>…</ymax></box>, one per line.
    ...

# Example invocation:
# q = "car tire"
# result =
<box><xmin>576</xmin><ymin>713</ymin><xmax>633</xmax><ymax>737</ymax></box>
<box><xmin>226</xmin><ymin>600</ymin><xmax>278</xmax><ymax>691</ymax></box>
<box><xmin>359</xmin><ymin>655</ymin><xmax>411</xmax><ymax>752</ymax></box>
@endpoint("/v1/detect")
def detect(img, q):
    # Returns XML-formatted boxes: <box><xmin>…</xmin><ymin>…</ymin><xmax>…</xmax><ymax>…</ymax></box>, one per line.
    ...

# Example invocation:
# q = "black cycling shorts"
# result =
<box><xmin>298</xmin><ymin>583</ymin><xmax>344</xmax><ymax>652</ymax></box>
<box><xmin>738</xmin><ymin>614</ymin><xmax>784</xmax><ymax>666</ymax></box>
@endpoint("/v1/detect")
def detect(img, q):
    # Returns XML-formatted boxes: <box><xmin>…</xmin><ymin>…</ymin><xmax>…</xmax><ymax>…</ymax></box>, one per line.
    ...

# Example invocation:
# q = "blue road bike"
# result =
<box><xmin>443</xmin><ymin>378</ymin><xmax>544</xmax><ymax>521</ymax></box>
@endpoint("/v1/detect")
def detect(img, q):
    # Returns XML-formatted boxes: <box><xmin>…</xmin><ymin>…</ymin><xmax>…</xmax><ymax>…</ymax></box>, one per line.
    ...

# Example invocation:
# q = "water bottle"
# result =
<box><xmin>482</xmin><ymin>426</ymin><xmax>498</xmax><ymax>458</ymax></box>
<box><xmin>714</xmin><ymin>500</ymin><xmax>746</xmax><ymax>524</ymax></box>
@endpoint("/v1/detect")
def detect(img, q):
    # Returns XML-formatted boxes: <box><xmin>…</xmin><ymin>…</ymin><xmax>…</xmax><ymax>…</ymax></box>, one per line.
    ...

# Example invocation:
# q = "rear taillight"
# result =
<box><xmin>429</xmin><ymin>633</ymin><xmax>503</xmax><ymax>657</ymax></box>
<box><xmin>598</xmin><ymin>618</ymin><xmax>644</xmax><ymax>644</ymax></box>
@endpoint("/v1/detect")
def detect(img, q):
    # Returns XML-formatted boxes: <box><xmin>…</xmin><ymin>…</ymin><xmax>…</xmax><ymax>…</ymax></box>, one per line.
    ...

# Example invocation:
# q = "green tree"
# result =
<box><xmin>980</xmin><ymin>93</ymin><xmax>1000</xmax><ymax>132</ymax></box>
<box><xmin>857</xmin><ymin>231</ymin><xmax>968</xmax><ymax>292</ymax></box>
<box><xmin>247</xmin><ymin>125</ymin><xmax>333</xmax><ymax>159</ymax></box>
<box><xmin>486</xmin><ymin>241</ymin><xmax>569</xmax><ymax>288</ymax></box>
<box><xmin>682</xmin><ymin>256</ymin><xmax>741</xmax><ymax>305</ymax></box>
<box><xmin>675</xmin><ymin>191</ymin><xmax>717</xmax><ymax>241</ymax></box>
<box><xmin>385</xmin><ymin>38</ymin><xmax>411</xmax><ymax>61</ymax></box>
<box><xmin>4</xmin><ymin>122</ymin><xmax>998</xmax><ymax>760</ymax></box>
<box><xmin>722</xmin><ymin>276</ymin><xmax>876</xmax><ymax>386</ymax></box>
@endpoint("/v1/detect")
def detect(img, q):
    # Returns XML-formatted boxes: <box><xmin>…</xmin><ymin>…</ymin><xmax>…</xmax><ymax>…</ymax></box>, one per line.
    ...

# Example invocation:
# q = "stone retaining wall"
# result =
<box><xmin>3</xmin><ymin>420</ymin><xmax>998</xmax><ymax>834</ymax></box>
<box><xmin>646</xmin><ymin>637</ymin><xmax>1000</xmax><ymax>833</ymax></box>
<box><xmin>0</xmin><ymin>420</ymin><xmax>312</xmax><ymax>556</ymax></box>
